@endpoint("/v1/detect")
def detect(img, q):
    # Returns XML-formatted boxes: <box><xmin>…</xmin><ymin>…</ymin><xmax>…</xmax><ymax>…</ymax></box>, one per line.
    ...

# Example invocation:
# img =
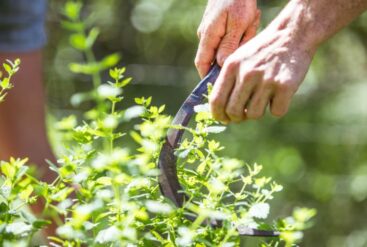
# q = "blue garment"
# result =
<box><xmin>0</xmin><ymin>0</ymin><xmax>47</xmax><ymax>52</ymax></box>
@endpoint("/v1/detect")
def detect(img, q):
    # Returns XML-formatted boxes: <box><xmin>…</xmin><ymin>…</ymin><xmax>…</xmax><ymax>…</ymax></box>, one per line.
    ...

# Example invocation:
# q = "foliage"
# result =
<box><xmin>0</xmin><ymin>1</ymin><xmax>316</xmax><ymax>246</ymax></box>
<box><xmin>44</xmin><ymin>1</ymin><xmax>367</xmax><ymax>246</ymax></box>
<box><xmin>0</xmin><ymin>157</ymin><xmax>50</xmax><ymax>246</ymax></box>
<box><xmin>0</xmin><ymin>59</ymin><xmax>20</xmax><ymax>102</ymax></box>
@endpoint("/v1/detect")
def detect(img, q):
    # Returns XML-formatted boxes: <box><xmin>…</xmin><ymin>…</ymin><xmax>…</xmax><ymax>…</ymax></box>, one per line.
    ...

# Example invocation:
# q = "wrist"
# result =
<box><xmin>269</xmin><ymin>0</ymin><xmax>319</xmax><ymax>58</ymax></box>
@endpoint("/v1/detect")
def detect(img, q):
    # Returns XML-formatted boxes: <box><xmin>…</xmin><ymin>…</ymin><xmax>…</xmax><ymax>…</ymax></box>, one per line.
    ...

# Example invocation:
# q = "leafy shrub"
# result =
<box><xmin>0</xmin><ymin>1</ymin><xmax>315</xmax><ymax>246</ymax></box>
<box><xmin>0</xmin><ymin>59</ymin><xmax>20</xmax><ymax>102</ymax></box>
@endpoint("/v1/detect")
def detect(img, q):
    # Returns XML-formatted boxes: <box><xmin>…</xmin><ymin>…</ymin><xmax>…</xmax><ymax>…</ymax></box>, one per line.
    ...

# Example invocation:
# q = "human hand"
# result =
<box><xmin>209</xmin><ymin>24</ymin><xmax>316</xmax><ymax>123</ymax></box>
<box><xmin>195</xmin><ymin>0</ymin><xmax>260</xmax><ymax>78</ymax></box>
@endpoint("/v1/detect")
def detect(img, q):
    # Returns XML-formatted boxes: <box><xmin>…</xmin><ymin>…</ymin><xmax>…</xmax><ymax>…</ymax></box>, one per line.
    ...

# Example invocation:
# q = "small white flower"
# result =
<box><xmin>194</xmin><ymin>103</ymin><xmax>210</xmax><ymax>113</ymax></box>
<box><xmin>176</xmin><ymin>227</ymin><xmax>195</xmax><ymax>246</ymax></box>
<box><xmin>6</xmin><ymin>222</ymin><xmax>32</xmax><ymax>235</ymax></box>
<box><xmin>95</xmin><ymin>226</ymin><xmax>121</xmax><ymax>243</ymax></box>
<box><xmin>145</xmin><ymin>200</ymin><xmax>173</xmax><ymax>214</ymax></box>
<box><xmin>97</xmin><ymin>84</ymin><xmax>121</xmax><ymax>98</ymax></box>
<box><xmin>248</xmin><ymin>203</ymin><xmax>270</xmax><ymax>219</ymax></box>
<box><xmin>124</xmin><ymin>106</ymin><xmax>145</xmax><ymax>120</ymax></box>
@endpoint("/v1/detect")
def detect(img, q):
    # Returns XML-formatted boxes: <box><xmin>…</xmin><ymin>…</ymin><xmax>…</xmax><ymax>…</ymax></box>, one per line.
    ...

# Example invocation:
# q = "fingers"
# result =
<box><xmin>210</xmin><ymin>62</ymin><xmax>295</xmax><ymax>123</ymax></box>
<box><xmin>270</xmin><ymin>86</ymin><xmax>294</xmax><ymax>117</ymax></box>
<box><xmin>240</xmin><ymin>10</ymin><xmax>261</xmax><ymax>45</ymax></box>
<box><xmin>224</xmin><ymin>72</ymin><xmax>258</xmax><ymax>122</ymax></box>
<box><xmin>195</xmin><ymin>0</ymin><xmax>261</xmax><ymax>78</ymax></box>
<box><xmin>246</xmin><ymin>83</ymin><xmax>273</xmax><ymax>120</ymax></box>
<box><xmin>216</xmin><ymin>13</ymin><xmax>249</xmax><ymax>66</ymax></box>
<box><xmin>216</xmin><ymin>31</ymin><xmax>243</xmax><ymax>67</ymax></box>
<box><xmin>209</xmin><ymin>60</ymin><xmax>238</xmax><ymax>123</ymax></box>
<box><xmin>195</xmin><ymin>28</ymin><xmax>223</xmax><ymax>78</ymax></box>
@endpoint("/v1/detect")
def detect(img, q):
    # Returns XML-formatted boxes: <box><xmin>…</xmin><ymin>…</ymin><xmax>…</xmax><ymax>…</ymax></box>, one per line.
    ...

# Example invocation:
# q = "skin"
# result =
<box><xmin>196</xmin><ymin>0</ymin><xmax>367</xmax><ymax>123</ymax></box>
<box><xmin>195</xmin><ymin>0</ymin><xmax>260</xmax><ymax>78</ymax></box>
<box><xmin>0</xmin><ymin>50</ymin><xmax>57</xmax><ymax>235</ymax></box>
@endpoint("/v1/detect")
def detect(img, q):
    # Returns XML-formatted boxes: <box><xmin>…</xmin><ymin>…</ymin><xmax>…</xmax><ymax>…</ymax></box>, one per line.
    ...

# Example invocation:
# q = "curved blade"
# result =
<box><xmin>158</xmin><ymin>64</ymin><xmax>220</xmax><ymax>207</ymax></box>
<box><xmin>158</xmin><ymin>64</ymin><xmax>279</xmax><ymax>237</ymax></box>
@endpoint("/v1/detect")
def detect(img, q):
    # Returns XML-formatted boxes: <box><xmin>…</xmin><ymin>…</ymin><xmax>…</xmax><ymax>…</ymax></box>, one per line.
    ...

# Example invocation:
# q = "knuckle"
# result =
<box><xmin>201</xmin><ymin>28</ymin><xmax>216</xmax><ymax>39</ymax></box>
<box><xmin>194</xmin><ymin>57</ymin><xmax>205</xmax><ymax>67</ymax></box>
<box><xmin>223</xmin><ymin>58</ymin><xmax>239</xmax><ymax>73</ymax></box>
<box><xmin>225</xmin><ymin>105</ymin><xmax>241</xmax><ymax>120</ymax></box>
<box><xmin>276</xmin><ymin>78</ymin><xmax>297</xmax><ymax>92</ymax></box>
<box><xmin>276</xmin><ymin>82</ymin><xmax>292</xmax><ymax>92</ymax></box>
<box><xmin>210</xmin><ymin>95</ymin><xmax>224</xmax><ymax>109</ymax></box>
<box><xmin>242</xmin><ymin>69</ymin><xmax>262</xmax><ymax>81</ymax></box>
<box><xmin>230</xmin><ymin>9</ymin><xmax>248</xmax><ymax>25</ymax></box>
<box><xmin>262</xmin><ymin>75</ymin><xmax>275</xmax><ymax>86</ymax></box>
<box><xmin>220</xmin><ymin>39</ymin><xmax>239</xmax><ymax>51</ymax></box>
<box><xmin>262</xmin><ymin>80</ymin><xmax>275</xmax><ymax>89</ymax></box>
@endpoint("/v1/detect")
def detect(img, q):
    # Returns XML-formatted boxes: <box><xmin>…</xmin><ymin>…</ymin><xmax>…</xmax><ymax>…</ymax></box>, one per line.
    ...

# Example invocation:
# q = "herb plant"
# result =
<box><xmin>0</xmin><ymin>59</ymin><xmax>20</xmax><ymax>102</ymax></box>
<box><xmin>0</xmin><ymin>1</ymin><xmax>315</xmax><ymax>246</ymax></box>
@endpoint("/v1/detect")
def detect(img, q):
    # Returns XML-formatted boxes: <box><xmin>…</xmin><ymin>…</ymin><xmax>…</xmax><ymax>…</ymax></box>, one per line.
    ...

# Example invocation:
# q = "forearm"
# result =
<box><xmin>269</xmin><ymin>0</ymin><xmax>367</xmax><ymax>54</ymax></box>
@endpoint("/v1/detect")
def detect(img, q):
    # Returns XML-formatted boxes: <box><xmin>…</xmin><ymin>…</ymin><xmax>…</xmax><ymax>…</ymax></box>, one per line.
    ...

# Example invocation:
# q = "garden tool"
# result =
<box><xmin>158</xmin><ymin>64</ymin><xmax>279</xmax><ymax>237</ymax></box>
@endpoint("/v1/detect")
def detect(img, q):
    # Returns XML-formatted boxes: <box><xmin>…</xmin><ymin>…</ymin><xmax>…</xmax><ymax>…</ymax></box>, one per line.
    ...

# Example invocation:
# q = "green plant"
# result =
<box><xmin>0</xmin><ymin>59</ymin><xmax>20</xmax><ymax>102</ymax></box>
<box><xmin>0</xmin><ymin>1</ymin><xmax>315</xmax><ymax>246</ymax></box>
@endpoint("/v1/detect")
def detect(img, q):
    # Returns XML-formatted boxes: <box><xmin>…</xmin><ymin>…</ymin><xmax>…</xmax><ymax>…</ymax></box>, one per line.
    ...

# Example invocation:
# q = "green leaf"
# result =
<box><xmin>116</xmin><ymin>77</ymin><xmax>131</xmax><ymax>88</ymax></box>
<box><xmin>130</xmin><ymin>131</ymin><xmax>143</xmax><ymax>144</ymax></box>
<box><xmin>1</xmin><ymin>78</ymin><xmax>10</xmax><ymax>89</ymax></box>
<box><xmin>3</xmin><ymin>63</ymin><xmax>11</xmax><ymax>74</ymax></box>
<box><xmin>0</xmin><ymin>202</ymin><xmax>9</xmax><ymax>214</ymax></box>
<box><xmin>15</xmin><ymin>166</ymin><xmax>29</xmax><ymax>181</ymax></box>
<box><xmin>13</xmin><ymin>58</ymin><xmax>21</xmax><ymax>66</ymax></box>
<box><xmin>32</xmin><ymin>220</ymin><xmax>51</xmax><ymax>229</ymax></box>
<box><xmin>86</xmin><ymin>28</ymin><xmax>100</xmax><ymax>48</ymax></box>
<box><xmin>69</xmin><ymin>62</ymin><xmax>100</xmax><ymax>74</ymax></box>
<box><xmin>64</xmin><ymin>1</ymin><xmax>82</xmax><ymax>20</ymax></box>
<box><xmin>134</xmin><ymin>97</ymin><xmax>143</xmax><ymax>104</ymax></box>
<box><xmin>1</xmin><ymin>161</ymin><xmax>16</xmax><ymax>179</ymax></box>
<box><xmin>96</xmin><ymin>177</ymin><xmax>112</xmax><ymax>186</ymax></box>
<box><xmin>293</xmin><ymin>207</ymin><xmax>317</xmax><ymax>223</ymax></box>
<box><xmin>0</xmin><ymin>93</ymin><xmax>7</xmax><ymax>102</ymax></box>
<box><xmin>109</xmin><ymin>68</ymin><xmax>118</xmax><ymax>80</ymax></box>
<box><xmin>19</xmin><ymin>185</ymin><xmax>34</xmax><ymax>201</ymax></box>
<box><xmin>158</xmin><ymin>105</ymin><xmax>165</xmax><ymax>113</ymax></box>
<box><xmin>197</xmin><ymin>161</ymin><xmax>207</xmax><ymax>175</ymax></box>
<box><xmin>50</xmin><ymin>187</ymin><xmax>74</xmax><ymax>202</ymax></box>
<box><xmin>101</xmin><ymin>53</ymin><xmax>121</xmax><ymax>69</ymax></box>
<box><xmin>61</xmin><ymin>20</ymin><xmax>84</xmax><ymax>32</ymax></box>
<box><xmin>151</xmin><ymin>230</ymin><xmax>165</xmax><ymax>242</ymax></box>
<box><xmin>70</xmin><ymin>33</ymin><xmax>87</xmax><ymax>50</ymax></box>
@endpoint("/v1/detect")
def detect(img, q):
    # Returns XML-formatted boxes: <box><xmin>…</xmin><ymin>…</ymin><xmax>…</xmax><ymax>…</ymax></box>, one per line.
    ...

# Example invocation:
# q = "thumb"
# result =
<box><xmin>216</xmin><ymin>31</ymin><xmax>243</xmax><ymax>66</ymax></box>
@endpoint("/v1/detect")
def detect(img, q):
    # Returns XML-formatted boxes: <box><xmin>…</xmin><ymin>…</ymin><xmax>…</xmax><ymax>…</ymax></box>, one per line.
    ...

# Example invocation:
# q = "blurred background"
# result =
<box><xmin>45</xmin><ymin>0</ymin><xmax>367</xmax><ymax>246</ymax></box>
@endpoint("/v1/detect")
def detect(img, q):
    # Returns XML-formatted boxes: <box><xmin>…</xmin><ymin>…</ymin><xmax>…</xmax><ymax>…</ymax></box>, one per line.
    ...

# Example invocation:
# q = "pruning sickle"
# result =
<box><xmin>158</xmin><ymin>64</ymin><xmax>279</xmax><ymax>237</ymax></box>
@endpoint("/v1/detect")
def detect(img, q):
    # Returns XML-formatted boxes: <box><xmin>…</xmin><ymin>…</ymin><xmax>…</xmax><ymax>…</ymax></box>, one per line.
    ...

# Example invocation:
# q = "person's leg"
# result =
<box><xmin>0</xmin><ymin>0</ymin><xmax>56</xmax><ymax>238</ymax></box>
<box><xmin>0</xmin><ymin>50</ymin><xmax>56</xmax><ymax>184</ymax></box>
<box><xmin>0</xmin><ymin>0</ymin><xmax>54</xmax><ymax>183</ymax></box>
